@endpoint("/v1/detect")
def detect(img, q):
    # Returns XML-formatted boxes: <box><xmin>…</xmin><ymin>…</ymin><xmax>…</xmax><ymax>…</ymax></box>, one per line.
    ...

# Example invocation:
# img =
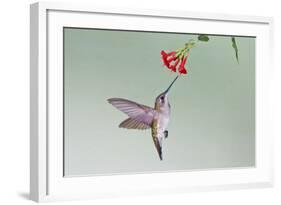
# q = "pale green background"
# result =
<box><xmin>64</xmin><ymin>28</ymin><xmax>255</xmax><ymax>176</ymax></box>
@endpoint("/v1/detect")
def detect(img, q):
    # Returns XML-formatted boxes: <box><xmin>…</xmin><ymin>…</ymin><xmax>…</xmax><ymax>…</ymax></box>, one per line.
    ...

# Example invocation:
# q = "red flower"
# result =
<box><xmin>169</xmin><ymin>59</ymin><xmax>180</xmax><ymax>72</ymax></box>
<box><xmin>161</xmin><ymin>50</ymin><xmax>176</xmax><ymax>69</ymax></box>
<box><xmin>178</xmin><ymin>56</ymin><xmax>187</xmax><ymax>74</ymax></box>
<box><xmin>160</xmin><ymin>50</ymin><xmax>189</xmax><ymax>75</ymax></box>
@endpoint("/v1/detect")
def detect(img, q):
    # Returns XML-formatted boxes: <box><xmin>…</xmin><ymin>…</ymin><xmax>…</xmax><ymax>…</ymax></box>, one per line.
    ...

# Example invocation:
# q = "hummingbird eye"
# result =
<box><xmin>160</xmin><ymin>96</ymin><xmax>165</xmax><ymax>102</ymax></box>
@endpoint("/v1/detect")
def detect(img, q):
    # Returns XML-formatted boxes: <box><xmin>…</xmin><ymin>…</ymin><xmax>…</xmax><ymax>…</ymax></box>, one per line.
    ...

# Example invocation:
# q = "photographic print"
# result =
<box><xmin>63</xmin><ymin>28</ymin><xmax>255</xmax><ymax>176</ymax></box>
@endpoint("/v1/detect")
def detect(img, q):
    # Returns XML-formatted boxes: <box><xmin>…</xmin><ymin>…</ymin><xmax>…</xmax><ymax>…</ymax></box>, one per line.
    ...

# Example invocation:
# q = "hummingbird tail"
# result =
<box><xmin>159</xmin><ymin>151</ymin><xmax>163</xmax><ymax>161</ymax></box>
<box><xmin>153</xmin><ymin>137</ymin><xmax>163</xmax><ymax>160</ymax></box>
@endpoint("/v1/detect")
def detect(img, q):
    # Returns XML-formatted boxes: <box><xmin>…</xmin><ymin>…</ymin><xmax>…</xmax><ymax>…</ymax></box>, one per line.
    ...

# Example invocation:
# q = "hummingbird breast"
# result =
<box><xmin>152</xmin><ymin>110</ymin><xmax>170</xmax><ymax>137</ymax></box>
<box><xmin>157</xmin><ymin>112</ymin><xmax>170</xmax><ymax>133</ymax></box>
<box><xmin>152</xmin><ymin>101</ymin><xmax>171</xmax><ymax>138</ymax></box>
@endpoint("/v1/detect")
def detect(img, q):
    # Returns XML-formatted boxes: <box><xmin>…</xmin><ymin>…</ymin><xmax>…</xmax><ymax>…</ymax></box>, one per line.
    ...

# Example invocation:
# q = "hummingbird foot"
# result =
<box><xmin>164</xmin><ymin>130</ymin><xmax>168</xmax><ymax>139</ymax></box>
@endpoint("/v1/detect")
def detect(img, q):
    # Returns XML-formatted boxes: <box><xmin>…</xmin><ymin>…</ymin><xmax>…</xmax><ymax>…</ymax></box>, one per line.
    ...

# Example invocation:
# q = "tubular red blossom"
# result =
<box><xmin>161</xmin><ymin>50</ymin><xmax>176</xmax><ymax>68</ymax></box>
<box><xmin>161</xmin><ymin>49</ymin><xmax>188</xmax><ymax>75</ymax></box>
<box><xmin>167</xmin><ymin>55</ymin><xmax>177</xmax><ymax>63</ymax></box>
<box><xmin>169</xmin><ymin>59</ymin><xmax>180</xmax><ymax>72</ymax></box>
<box><xmin>178</xmin><ymin>67</ymin><xmax>187</xmax><ymax>74</ymax></box>
<box><xmin>178</xmin><ymin>56</ymin><xmax>187</xmax><ymax>74</ymax></box>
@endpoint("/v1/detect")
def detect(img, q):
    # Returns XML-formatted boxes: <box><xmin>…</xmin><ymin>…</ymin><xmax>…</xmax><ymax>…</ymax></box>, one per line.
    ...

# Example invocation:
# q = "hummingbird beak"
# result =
<box><xmin>164</xmin><ymin>75</ymin><xmax>179</xmax><ymax>95</ymax></box>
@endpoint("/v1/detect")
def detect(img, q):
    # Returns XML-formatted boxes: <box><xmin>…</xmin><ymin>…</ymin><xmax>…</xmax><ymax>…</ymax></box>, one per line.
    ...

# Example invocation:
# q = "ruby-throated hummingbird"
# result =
<box><xmin>107</xmin><ymin>76</ymin><xmax>179</xmax><ymax>160</ymax></box>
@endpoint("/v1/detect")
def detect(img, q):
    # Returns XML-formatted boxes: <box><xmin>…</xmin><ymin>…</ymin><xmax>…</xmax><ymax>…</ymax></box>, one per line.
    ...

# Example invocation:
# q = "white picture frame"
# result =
<box><xmin>30</xmin><ymin>2</ymin><xmax>274</xmax><ymax>202</ymax></box>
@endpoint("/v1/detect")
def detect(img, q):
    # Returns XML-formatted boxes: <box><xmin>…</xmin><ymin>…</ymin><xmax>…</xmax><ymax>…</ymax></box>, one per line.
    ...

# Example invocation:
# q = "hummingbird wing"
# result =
<box><xmin>119</xmin><ymin>118</ymin><xmax>150</xmax><ymax>130</ymax></box>
<box><xmin>107</xmin><ymin>98</ymin><xmax>156</xmax><ymax>127</ymax></box>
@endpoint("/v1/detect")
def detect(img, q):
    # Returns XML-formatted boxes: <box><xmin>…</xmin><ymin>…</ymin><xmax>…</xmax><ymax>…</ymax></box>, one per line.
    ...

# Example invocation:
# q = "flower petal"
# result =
<box><xmin>179</xmin><ymin>67</ymin><xmax>187</xmax><ymax>74</ymax></box>
<box><xmin>169</xmin><ymin>59</ymin><xmax>180</xmax><ymax>72</ymax></box>
<box><xmin>161</xmin><ymin>50</ymin><xmax>177</xmax><ymax>68</ymax></box>
<box><xmin>178</xmin><ymin>56</ymin><xmax>188</xmax><ymax>75</ymax></box>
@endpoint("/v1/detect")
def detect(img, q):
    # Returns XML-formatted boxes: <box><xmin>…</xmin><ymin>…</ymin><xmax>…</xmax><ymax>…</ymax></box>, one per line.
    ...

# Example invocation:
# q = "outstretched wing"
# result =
<box><xmin>107</xmin><ymin>98</ymin><xmax>156</xmax><ymax>127</ymax></box>
<box><xmin>119</xmin><ymin>118</ymin><xmax>151</xmax><ymax>130</ymax></box>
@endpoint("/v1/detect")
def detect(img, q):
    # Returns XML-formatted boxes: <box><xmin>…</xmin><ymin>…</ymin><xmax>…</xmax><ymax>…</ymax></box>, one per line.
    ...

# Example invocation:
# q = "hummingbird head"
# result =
<box><xmin>155</xmin><ymin>76</ymin><xmax>179</xmax><ymax>110</ymax></box>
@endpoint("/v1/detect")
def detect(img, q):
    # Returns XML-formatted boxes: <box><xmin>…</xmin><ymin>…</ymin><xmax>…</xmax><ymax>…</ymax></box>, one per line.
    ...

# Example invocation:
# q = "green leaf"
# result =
<box><xmin>198</xmin><ymin>34</ymin><xmax>209</xmax><ymax>42</ymax></box>
<box><xmin>231</xmin><ymin>37</ymin><xmax>239</xmax><ymax>63</ymax></box>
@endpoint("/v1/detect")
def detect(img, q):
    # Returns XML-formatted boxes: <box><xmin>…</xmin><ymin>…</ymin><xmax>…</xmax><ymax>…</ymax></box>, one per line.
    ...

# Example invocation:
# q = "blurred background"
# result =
<box><xmin>64</xmin><ymin>28</ymin><xmax>255</xmax><ymax>176</ymax></box>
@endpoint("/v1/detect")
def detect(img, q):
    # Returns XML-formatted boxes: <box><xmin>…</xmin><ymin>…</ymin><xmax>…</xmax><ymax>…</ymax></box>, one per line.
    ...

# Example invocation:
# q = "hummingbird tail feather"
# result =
<box><xmin>159</xmin><ymin>150</ymin><xmax>163</xmax><ymax>160</ymax></box>
<box><xmin>158</xmin><ymin>147</ymin><xmax>163</xmax><ymax>160</ymax></box>
<box><xmin>153</xmin><ymin>137</ymin><xmax>163</xmax><ymax>160</ymax></box>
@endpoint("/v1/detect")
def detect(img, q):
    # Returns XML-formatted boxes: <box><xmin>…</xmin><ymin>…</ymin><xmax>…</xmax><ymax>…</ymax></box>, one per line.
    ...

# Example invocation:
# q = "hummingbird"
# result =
<box><xmin>107</xmin><ymin>76</ymin><xmax>179</xmax><ymax>160</ymax></box>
